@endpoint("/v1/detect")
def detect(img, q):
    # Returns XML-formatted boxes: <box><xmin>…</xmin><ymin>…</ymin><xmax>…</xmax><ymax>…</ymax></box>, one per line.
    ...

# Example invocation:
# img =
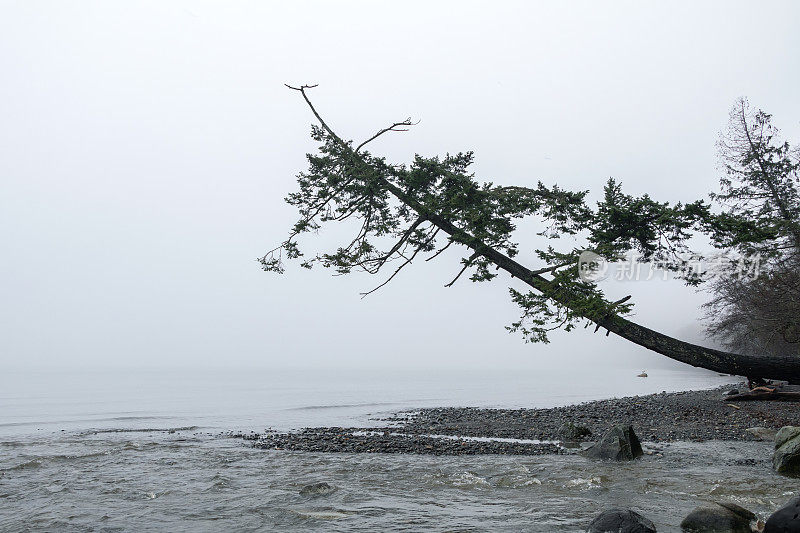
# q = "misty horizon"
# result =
<box><xmin>2</xmin><ymin>1</ymin><xmax>799</xmax><ymax>371</ymax></box>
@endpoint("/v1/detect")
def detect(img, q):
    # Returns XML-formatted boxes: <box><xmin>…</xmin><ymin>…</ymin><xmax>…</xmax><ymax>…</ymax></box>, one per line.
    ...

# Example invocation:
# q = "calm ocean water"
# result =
<box><xmin>2</xmin><ymin>366</ymin><xmax>794</xmax><ymax>531</ymax></box>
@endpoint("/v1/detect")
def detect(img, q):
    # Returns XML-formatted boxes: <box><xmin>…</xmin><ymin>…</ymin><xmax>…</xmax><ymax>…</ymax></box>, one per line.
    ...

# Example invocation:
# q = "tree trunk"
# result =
<box><xmin>296</xmin><ymin>87</ymin><xmax>800</xmax><ymax>385</ymax></box>
<box><xmin>381</xmin><ymin>177</ymin><xmax>800</xmax><ymax>384</ymax></box>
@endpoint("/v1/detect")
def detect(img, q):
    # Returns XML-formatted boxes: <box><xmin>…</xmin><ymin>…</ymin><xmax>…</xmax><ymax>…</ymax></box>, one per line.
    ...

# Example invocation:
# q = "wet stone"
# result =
<box><xmin>582</xmin><ymin>425</ymin><xmax>643</xmax><ymax>461</ymax></box>
<box><xmin>587</xmin><ymin>508</ymin><xmax>657</xmax><ymax>532</ymax></box>
<box><xmin>773</xmin><ymin>426</ymin><xmax>800</xmax><ymax>477</ymax></box>
<box><xmin>764</xmin><ymin>493</ymin><xmax>800</xmax><ymax>532</ymax></box>
<box><xmin>299</xmin><ymin>482</ymin><xmax>336</xmax><ymax>496</ymax></box>
<box><xmin>680</xmin><ymin>502</ymin><xmax>755</xmax><ymax>532</ymax></box>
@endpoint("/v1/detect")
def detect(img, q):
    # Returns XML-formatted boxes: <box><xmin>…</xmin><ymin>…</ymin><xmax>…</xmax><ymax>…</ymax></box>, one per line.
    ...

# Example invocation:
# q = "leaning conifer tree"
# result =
<box><xmin>262</xmin><ymin>85</ymin><xmax>800</xmax><ymax>384</ymax></box>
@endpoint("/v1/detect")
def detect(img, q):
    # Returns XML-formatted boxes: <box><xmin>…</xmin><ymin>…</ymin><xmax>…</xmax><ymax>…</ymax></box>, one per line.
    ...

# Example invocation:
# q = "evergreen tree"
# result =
<box><xmin>263</xmin><ymin>86</ymin><xmax>800</xmax><ymax>383</ymax></box>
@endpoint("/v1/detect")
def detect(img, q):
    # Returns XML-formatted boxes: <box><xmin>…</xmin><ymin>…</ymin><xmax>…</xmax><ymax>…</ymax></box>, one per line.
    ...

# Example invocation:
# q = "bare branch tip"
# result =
<box><xmin>284</xmin><ymin>83</ymin><xmax>319</xmax><ymax>91</ymax></box>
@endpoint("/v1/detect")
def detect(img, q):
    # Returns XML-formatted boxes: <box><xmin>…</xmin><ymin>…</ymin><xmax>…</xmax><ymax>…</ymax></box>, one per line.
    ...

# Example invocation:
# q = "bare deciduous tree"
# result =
<box><xmin>704</xmin><ymin>98</ymin><xmax>800</xmax><ymax>359</ymax></box>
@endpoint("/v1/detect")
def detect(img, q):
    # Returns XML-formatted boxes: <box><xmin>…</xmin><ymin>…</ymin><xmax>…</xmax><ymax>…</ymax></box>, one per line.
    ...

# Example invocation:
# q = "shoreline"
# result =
<box><xmin>238</xmin><ymin>383</ymin><xmax>799</xmax><ymax>455</ymax></box>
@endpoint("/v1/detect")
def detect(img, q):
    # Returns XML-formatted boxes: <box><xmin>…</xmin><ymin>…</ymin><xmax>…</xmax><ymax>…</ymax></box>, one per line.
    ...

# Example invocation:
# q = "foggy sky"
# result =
<box><xmin>1</xmin><ymin>1</ymin><xmax>799</xmax><ymax>371</ymax></box>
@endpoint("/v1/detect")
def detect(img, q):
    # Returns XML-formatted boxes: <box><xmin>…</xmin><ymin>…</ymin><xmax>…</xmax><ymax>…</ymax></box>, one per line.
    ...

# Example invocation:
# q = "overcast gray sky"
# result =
<box><xmin>1</xmin><ymin>1</ymin><xmax>798</xmax><ymax>371</ymax></box>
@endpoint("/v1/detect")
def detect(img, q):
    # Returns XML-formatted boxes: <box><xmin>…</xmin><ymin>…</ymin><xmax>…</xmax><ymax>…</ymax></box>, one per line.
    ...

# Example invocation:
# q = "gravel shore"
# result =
<box><xmin>395</xmin><ymin>384</ymin><xmax>799</xmax><ymax>442</ymax></box>
<box><xmin>239</xmin><ymin>384</ymin><xmax>800</xmax><ymax>455</ymax></box>
<box><xmin>240</xmin><ymin>428</ymin><xmax>565</xmax><ymax>455</ymax></box>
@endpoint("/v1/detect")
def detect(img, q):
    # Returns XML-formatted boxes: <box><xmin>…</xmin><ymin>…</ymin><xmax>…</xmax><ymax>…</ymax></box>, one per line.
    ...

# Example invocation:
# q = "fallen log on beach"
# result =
<box><xmin>725</xmin><ymin>390</ymin><xmax>800</xmax><ymax>402</ymax></box>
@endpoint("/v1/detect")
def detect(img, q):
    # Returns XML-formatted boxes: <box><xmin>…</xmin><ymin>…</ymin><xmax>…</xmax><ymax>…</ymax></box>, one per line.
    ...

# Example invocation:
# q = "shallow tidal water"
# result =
<box><xmin>2</xmin><ymin>366</ymin><xmax>792</xmax><ymax>532</ymax></box>
<box><xmin>2</xmin><ymin>432</ymin><xmax>796</xmax><ymax>532</ymax></box>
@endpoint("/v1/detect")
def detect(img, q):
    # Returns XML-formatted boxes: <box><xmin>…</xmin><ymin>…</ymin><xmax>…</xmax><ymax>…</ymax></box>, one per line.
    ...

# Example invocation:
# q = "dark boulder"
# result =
<box><xmin>764</xmin><ymin>494</ymin><xmax>800</xmax><ymax>532</ymax></box>
<box><xmin>773</xmin><ymin>426</ymin><xmax>800</xmax><ymax>477</ymax></box>
<box><xmin>587</xmin><ymin>508</ymin><xmax>656</xmax><ymax>532</ymax></box>
<box><xmin>680</xmin><ymin>502</ymin><xmax>755</xmax><ymax>532</ymax></box>
<box><xmin>558</xmin><ymin>422</ymin><xmax>592</xmax><ymax>442</ymax></box>
<box><xmin>582</xmin><ymin>425</ymin><xmax>643</xmax><ymax>461</ymax></box>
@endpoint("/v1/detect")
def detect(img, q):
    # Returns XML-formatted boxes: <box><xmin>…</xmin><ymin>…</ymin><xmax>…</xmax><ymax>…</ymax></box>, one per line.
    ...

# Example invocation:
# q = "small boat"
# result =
<box><xmin>637</xmin><ymin>371</ymin><xmax>648</xmax><ymax>378</ymax></box>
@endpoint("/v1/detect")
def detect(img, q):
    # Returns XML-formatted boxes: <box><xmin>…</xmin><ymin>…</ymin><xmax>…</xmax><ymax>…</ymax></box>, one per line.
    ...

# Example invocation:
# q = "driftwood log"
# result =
<box><xmin>726</xmin><ymin>391</ymin><xmax>800</xmax><ymax>402</ymax></box>
<box><xmin>726</xmin><ymin>385</ymin><xmax>800</xmax><ymax>402</ymax></box>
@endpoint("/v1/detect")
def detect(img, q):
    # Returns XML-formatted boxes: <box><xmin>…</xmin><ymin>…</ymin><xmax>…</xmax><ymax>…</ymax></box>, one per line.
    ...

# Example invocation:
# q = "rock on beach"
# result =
<box><xmin>582</xmin><ymin>425</ymin><xmax>643</xmax><ymax>461</ymax></box>
<box><xmin>679</xmin><ymin>502</ymin><xmax>755</xmax><ymax>532</ymax></box>
<box><xmin>587</xmin><ymin>508</ymin><xmax>657</xmax><ymax>532</ymax></box>
<box><xmin>764</xmin><ymin>493</ymin><xmax>800</xmax><ymax>532</ymax></box>
<box><xmin>773</xmin><ymin>426</ymin><xmax>800</xmax><ymax>477</ymax></box>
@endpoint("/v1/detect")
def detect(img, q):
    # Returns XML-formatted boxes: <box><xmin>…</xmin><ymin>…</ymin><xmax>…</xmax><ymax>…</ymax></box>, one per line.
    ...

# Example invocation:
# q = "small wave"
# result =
<box><xmin>143</xmin><ymin>489</ymin><xmax>171</xmax><ymax>500</ymax></box>
<box><xmin>491</xmin><ymin>465</ymin><xmax>542</xmax><ymax>488</ymax></box>
<box><xmin>0</xmin><ymin>441</ymin><xmax>29</xmax><ymax>448</ymax></box>
<box><xmin>107</xmin><ymin>416</ymin><xmax>173</xmax><ymax>421</ymax></box>
<box><xmin>88</xmin><ymin>426</ymin><xmax>200</xmax><ymax>435</ymax></box>
<box><xmin>203</xmin><ymin>474</ymin><xmax>233</xmax><ymax>493</ymax></box>
<box><xmin>494</xmin><ymin>475</ymin><xmax>542</xmax><ymax>488</ymax></box>
<box><xmin>0</xmin><ymin>415</ymin><xmax>173</xmax><ymax>428</ymax></box>
<box><xmin>5</xmin><ymin>450</ymin><xmax>112</xmax><ymax>469</ymax></box>
<box><xmin>286</xmin><ymin>402</ymin><xmax>399</xmax><ymax>411</ymax></box>
<box><xmin>565</xmin><ymin>476</ymin><xmax>607</xmax><ymax>489</ymax></box>
<box><xmin>0</xmin><ymin>421</ymin><xmax>52</xmax><ymax>428</ymax></box>
<box><xmin>8</xmin><ymin>458</ymin><xmax>42</xmax><ymax>471</ymax></box>
<box><xmin>292</xmin><ymin>508</ymin><xmax>354</xmax><ymax>520</ymax></box>
<box><xmin>120</xmin><ymin>441</ymin><xmax>165</xmax><ymax>451</ymax></box>
<box><xmin>450</xmin><ymin>471</ymin><xmax>490</xmax><ymax>487</ymax></box>
<box><xmin>49</xmin><ymin>451</ymin><xmax>112</xmax><ymax>462</ymax></box>
<box><xmin>430</xmin><ymin>470</ymin><xmax>490</xmax><ymax>488</ymax></box>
